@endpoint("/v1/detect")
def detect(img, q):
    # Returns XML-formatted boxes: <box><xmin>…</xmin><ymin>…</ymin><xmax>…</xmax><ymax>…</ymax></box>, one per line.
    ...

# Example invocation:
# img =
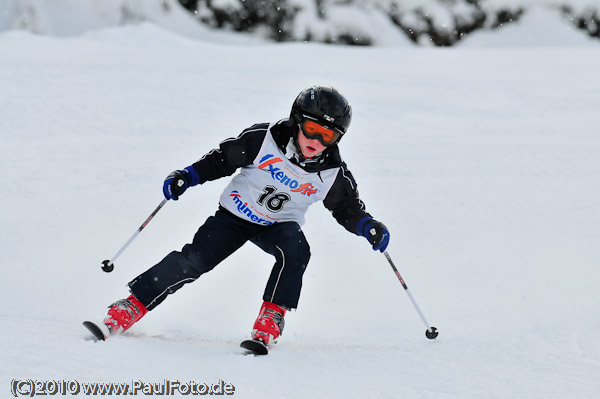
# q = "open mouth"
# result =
<box><xmin>306</xmin><ymin>146</ymin><xmax>316</xmax><ymax>152</ymax></box>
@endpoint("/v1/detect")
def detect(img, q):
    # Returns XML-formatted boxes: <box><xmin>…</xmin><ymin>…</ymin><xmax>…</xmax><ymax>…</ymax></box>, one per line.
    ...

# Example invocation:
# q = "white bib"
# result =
<box><xmin>219</xmin><ymin>125</ymin><xmax>339</xmax><ymax>226</ymax></box>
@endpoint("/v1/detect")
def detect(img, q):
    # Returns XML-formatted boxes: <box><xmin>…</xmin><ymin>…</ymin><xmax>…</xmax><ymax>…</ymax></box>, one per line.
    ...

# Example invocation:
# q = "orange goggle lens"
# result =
<box><xmin>301</xmin><ymin>119</ymin><xmax>340</xmax><ymax>146</ymax></box>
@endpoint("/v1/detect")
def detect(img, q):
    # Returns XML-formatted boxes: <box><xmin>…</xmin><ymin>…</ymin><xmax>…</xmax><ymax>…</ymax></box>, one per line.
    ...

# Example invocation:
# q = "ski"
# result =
<box><xmin>240</xmin><ymin>339</ymin><xmax>269</xmax><ymax>355</ymax></box>
<box><xmin>82</xmin><ymin>321</ymin><xmax>106</xmax><ymax>342</ymax></box>
<box><xmin>85</xmin><ymin>320</ymin><xmax>274</xmax><ymax>354</ymax></box>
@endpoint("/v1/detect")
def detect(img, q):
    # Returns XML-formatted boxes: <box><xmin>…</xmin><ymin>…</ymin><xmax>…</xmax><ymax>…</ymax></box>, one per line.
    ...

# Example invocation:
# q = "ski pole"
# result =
<box><xmin>383</xmin><ymin>250</ymin><xmax>439</xmax><ymax>339</ymax></box>
<box><xmin>101</xmin><ymin>198</ymin><xmax>168</xmax><ymax>273</ymax></box>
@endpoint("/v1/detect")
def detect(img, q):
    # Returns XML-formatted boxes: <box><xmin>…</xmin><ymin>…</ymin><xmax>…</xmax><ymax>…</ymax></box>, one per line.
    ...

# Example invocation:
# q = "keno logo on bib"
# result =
<box><xmin>257</xmin><ymin>154</ymin><xmax>319</xmax><ymax>196</ymax></box>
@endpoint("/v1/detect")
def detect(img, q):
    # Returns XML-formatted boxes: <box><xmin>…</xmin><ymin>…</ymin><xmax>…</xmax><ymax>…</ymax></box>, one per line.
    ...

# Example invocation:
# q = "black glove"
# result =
<box><xmin>357</xmin><ymin>217</ymin><xmax>390</xmax><ymax>252</ymax></box>
<box><xmin>162</xmin><ymin>166</ymin><xmax>200</xmax><ymax>201</ymax></box>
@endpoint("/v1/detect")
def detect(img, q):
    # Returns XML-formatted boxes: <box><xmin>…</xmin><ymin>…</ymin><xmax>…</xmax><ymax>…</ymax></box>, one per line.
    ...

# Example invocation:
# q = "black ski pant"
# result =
<box><xmin>128</xmin><ymin>207</ymin><xmax>310</xmax><ymax>311</ymax></box>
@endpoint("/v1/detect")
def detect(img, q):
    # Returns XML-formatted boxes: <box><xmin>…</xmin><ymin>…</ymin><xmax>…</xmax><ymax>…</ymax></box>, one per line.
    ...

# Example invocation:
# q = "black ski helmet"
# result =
<box><xmin>291</xmin><ymin>85</ymin><xmax>352</xmax><ymax>144</ymax></box>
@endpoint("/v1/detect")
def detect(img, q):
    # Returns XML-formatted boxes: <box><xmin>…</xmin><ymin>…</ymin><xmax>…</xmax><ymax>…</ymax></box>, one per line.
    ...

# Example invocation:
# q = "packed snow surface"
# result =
<box><xmin>1</xmin><ymin>11</ymin><xmax>599</xmax><ymax>399</ymax></box>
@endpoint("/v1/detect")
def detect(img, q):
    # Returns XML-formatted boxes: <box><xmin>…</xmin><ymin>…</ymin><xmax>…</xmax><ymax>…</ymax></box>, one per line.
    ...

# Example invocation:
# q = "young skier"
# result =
<box><xmin>98</xmin><ymin>85</ymin><xmax>390</xmax><ymax>352</ymax></box>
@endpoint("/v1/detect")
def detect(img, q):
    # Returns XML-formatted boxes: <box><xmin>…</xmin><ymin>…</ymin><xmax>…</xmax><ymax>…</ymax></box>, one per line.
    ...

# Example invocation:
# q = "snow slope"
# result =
<box><xmin>1</xmin><ymin>18</ymin><xmax>599</xmax><ymax>399</ymax></box>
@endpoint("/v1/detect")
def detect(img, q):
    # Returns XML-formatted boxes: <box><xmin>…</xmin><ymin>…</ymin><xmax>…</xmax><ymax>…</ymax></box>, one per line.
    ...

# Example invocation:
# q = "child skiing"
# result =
<box><xmin>95</xmin><ymin>85</ymin><xmax>390</xmax><ymax>354</ymax></box>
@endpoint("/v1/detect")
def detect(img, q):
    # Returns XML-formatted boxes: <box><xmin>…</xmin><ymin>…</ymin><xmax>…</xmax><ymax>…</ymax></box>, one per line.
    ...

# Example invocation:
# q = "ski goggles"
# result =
<box><xmin>299</xmin><ymin>115</ymin><xmax>344</xmax><ymax>146</ymax></box>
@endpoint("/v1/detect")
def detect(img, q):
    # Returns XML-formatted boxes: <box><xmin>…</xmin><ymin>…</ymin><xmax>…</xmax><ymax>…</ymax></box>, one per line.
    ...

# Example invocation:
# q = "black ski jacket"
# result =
<box><xmin>190</xmin><ymin>119</ymin><xmax>371</xmax><ymax>235</ymax></box>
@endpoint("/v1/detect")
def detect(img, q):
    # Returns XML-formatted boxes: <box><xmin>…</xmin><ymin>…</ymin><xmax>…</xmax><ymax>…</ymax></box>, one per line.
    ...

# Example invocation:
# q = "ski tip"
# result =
<box><xmin>83</xmin><ymin>321</ymin><xmax>106</xmax><ymax>342</ymax></box>
<box><xmin>240</xmin><ymin>339</ymin><xmax>269</xmax><ymax>356</ymax></box>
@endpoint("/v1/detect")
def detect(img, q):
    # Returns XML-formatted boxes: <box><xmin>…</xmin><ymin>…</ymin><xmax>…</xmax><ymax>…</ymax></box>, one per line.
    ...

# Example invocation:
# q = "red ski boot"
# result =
<box><xmin>241</xmin><ymin>301</ymin><xmax>286</xmax><ymax>354</ymax></box>
<box><xmin>103</xmin><ymin>294</ymin><xmax>148</xmax><ymax>335</ymax></box>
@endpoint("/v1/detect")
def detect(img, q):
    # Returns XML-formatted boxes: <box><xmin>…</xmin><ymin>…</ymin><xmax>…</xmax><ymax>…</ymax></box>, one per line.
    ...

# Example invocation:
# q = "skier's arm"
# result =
<box><xmin>162</xmin><ymin>123</ymin><xmax>268</xmax><ymax>200</ymax></box>
<box><xmin>323</xmin><ymin>164</ymin><xmax>390</xmax><ymax>252</ymax></box>
<box><xmin>191</xmin><ymin>123</ymin><xmax>269</xmax><ymax>183</ymax></box>
<box><xmin>323</xmin><ymin>164</ymin><xmax>372</xmax><ymax>235</ymax></box>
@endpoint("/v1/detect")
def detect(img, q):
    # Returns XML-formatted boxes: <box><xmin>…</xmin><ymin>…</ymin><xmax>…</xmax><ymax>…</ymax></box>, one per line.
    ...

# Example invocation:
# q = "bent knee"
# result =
<box><xmin>278</xmin><ymin>237</ymin><xmax>310</xmax><ymax>267</ymax></box>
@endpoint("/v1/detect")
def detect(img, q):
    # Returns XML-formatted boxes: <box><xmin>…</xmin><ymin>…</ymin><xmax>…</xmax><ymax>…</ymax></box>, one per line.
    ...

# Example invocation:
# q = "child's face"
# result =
<box><xmin>297</xmin><ymin>127</ymin><xmax>327</xmax><ymax>158</ymax></box>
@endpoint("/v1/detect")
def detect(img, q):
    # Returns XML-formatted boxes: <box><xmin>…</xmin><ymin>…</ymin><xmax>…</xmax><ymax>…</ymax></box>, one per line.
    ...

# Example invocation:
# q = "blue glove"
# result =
<box><xmin>162</xmin><ymin>166</ymin><xmax>200</xmax><ymax>200</ymax></box>
<box><xmin>357</xmin><ymin>217</ymin><xmax>390</xmax><ymax>252</ymax></box>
